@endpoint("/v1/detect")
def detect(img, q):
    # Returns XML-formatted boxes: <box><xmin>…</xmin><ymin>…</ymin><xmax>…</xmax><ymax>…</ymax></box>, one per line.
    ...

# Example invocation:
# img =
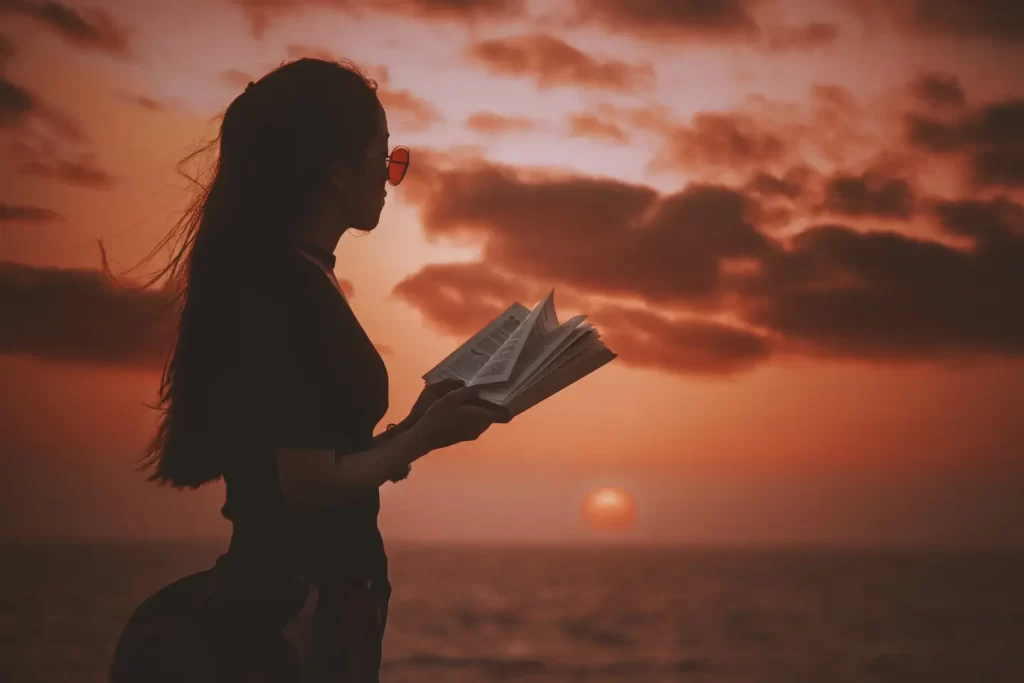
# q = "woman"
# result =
<box><xmin>110</xmin><ymin>57</ymin><xmax>501</xmax><ymax>682</ymax></box>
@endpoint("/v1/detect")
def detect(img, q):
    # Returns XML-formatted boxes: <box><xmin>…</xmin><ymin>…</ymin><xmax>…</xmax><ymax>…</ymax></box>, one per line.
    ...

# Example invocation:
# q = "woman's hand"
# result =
<box><xmin>404</xmin><ymin>377</ymin><xmax>465</xmax><ymax>427</ymax></box>
<box><xmin>410</xmin><ymin>386</ymin><xmax>504</xmax><ymax>452</ymax></box>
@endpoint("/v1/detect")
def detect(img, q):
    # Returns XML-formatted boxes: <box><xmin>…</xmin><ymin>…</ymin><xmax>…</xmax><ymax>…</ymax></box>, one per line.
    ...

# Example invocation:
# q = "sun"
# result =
<box><xmin>582</xmin><ymin>487</ymin><xmax>637</xmax><ymax>529</ymax></box>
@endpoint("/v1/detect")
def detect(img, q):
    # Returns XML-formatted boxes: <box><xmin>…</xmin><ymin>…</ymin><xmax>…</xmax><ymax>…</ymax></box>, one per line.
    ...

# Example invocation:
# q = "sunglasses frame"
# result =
<box><xmin>385</xmin><ymin>145</ymin><xmax>410</xmax><ymax>186</ymax></box>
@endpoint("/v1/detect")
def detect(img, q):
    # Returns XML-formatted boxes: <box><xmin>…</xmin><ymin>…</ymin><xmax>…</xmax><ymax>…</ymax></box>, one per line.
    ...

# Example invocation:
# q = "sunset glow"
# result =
<box><xmin>0</xmin><ymin>0</ymin><xmax>1022</xmax><ymax>549</ymax></box>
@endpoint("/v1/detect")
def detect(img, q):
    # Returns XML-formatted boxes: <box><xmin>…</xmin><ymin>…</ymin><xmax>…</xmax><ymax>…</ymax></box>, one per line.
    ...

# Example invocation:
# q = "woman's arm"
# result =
<box><xmin>277</xmin><ymin>422</ymin><xmax>430</xmax><ymax>507</ymax></box>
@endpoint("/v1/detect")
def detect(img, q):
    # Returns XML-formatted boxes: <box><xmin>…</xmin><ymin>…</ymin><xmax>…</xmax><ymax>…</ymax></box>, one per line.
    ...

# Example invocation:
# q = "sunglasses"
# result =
<box><xmin>386</xmin><ymin>146</ymin><xmax>410</xmax><ymax>186</ymax></box>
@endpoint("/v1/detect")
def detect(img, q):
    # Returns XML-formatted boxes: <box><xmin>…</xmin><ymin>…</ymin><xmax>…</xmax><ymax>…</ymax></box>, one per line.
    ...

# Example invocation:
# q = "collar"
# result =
<box><xmin>293</xmin><ymin>241</ymin><xmax>337</xmax><ymax>270</ymax></box>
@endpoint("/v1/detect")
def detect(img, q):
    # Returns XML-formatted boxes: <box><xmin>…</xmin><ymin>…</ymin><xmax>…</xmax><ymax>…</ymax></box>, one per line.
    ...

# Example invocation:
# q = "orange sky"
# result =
<box><xmin>1</xmin><ymin>0</ymin><xmax>1023</xmax><ymax>548</ymax></box>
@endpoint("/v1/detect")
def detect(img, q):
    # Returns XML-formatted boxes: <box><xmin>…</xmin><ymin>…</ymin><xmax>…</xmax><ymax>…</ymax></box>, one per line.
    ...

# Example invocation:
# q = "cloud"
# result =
<box><xmin>911</xmin><ymin>72</ymin><xmax>966</xmax><ymax>109</ymax></box>
<box><xmin>566</xmin><ymin>0</ymin><xmax>760</xmax><ymax>42</ymax></box>
<box><xmin>764</xmin><ymin>21</ymin><xmax>839</xmax><ymax>51</ymax></box>
<box><xmin>906</xmin><ymin>97</ymin><xmax>1024</xmax><ymax>187</ymax></box>
<box><xmin>377</xmin><ymin>88</ymin><xmax>441</xmax><ymax>132</ymax></box>
<box><xmin>589</xmin><ymin>304</ymin><xmax>771</xmax><ymax>375</ymax></box>
<box><xmin>393</xmin><ymin>261</ymin><xmax>540</xmax><ymax>336</ymax></box>
<box><xmin>392</xmin><ymin>260</ymin><xmax>771</xmax><ymax>375</ymax></box>
<box><xmin>9</xmin><ymin>137</ymin><xmax>113</xmax><ymax>187</ymax></box>
<box><xmin>405</xmin><ymin>153</ymin><xmax>772</xmax><ymax>309</ymax></box>
<box><xmin>640</xmin><ymin>86</ymin><xmax>867</xmax><ymax>180</ymax></box>
<box><xmin>931</xmin><ymin>196</ymin><xmax>1024</xmax><ymax>242</ymax></box>
<box><xmin>234</xmin><ymin>0</ymin><xmax>526</xmax><ymax>38</ymax></box>
<box><xmin>651</xmin><ymin>110</ymin><xmax>790</xmax><ymax>176</ymax></box>
<box><xmin>910</xmin><ymin>0</ymin><xmax>1024</xmax><ymax>43</ymax></box>
<box><xmin>0</xmin><ymin>202</ymin><xmax>62</xmax><ymax>222</ymax></box>
<box><xmin>399</xmin><ymin>150</ymin><xmax>1024</xmax><ymax>373</ymax></box>
<box><xmin>220</xmin><ymin>68</ymin><xmax>254</xmax><ymax>90</ymax></box>
<box><xmin>0</xmin><ymin>260</ymin><xmax>176</xmax><ymax>368</ymax></box>
<box><xmin>466</xmin><ymin>34</ymin><xmax>655</xmax><ymax>92</ymax></box>
<box><xmin>742</xmin><ymin>222</ymin><xmax>1024</xmax><ymax>360</ymax></box>
<box><xmin>0</xmin><ymin>75</ymin><xmax>113</xmax><ymax>188</ymax></box>
<box><xmin>0</xmin><ymin>32</ymin><xmax>14</xmax><ymax>65</ymax></box>
<box><xmin>565</xmin><ymin>112</ymin><xmax>629</xmax><ymax>143</ymax></box>
<box><xmin>466</xmin><ymin>111</ymin><xmax>540</xmax><ymax>134</ymax></box>
<box><xmin>821</xmin><ymin>170</ymin><xmax>916</xmax><ymax>219</ymax></box>
<box><xmin>0</xmin><ymin>0</ymin><xmax>132</xmax><ymax>57</ymax></box>
<box><xmin>0</xmin><ymin>75</ymin><xmax>32</xmax><ymax>126</ymax></box>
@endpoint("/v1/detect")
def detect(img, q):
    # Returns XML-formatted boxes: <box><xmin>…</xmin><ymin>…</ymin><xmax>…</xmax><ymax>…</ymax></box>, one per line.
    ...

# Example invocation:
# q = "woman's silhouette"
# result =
<box><xmin>110</xmin><ymin>57</ymin><xmax>501</xmax><ymax>682</ymax></box>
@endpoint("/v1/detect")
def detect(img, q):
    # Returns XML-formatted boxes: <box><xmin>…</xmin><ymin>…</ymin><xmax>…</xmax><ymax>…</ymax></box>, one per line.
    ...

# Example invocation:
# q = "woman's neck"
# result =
<box><xmin>294</xmin><ymin>206</ymin><xmax>346</xmax><ymax>255</ymax></box>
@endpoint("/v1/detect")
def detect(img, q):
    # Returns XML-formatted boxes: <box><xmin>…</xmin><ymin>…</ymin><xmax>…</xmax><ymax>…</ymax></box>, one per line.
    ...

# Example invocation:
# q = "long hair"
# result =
<box><xmin>140</xmin><ymin>58</ymin><xmax>380</xmax><ymax>488</ymax></box>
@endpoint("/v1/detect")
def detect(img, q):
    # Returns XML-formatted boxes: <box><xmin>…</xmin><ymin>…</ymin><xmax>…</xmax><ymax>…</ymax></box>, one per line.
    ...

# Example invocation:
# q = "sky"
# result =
<box><xmin>1</xmin><ymin>0</ymin><xmax>1023</xmax><ymax>548</ymax></box>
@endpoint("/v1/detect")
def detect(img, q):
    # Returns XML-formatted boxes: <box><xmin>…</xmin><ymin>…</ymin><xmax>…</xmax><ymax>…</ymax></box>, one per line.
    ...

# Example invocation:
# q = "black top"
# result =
<box><xmin>209</xmin><ymin>245</ymin><xmax>389</xmax><ymax>582</ymax></box>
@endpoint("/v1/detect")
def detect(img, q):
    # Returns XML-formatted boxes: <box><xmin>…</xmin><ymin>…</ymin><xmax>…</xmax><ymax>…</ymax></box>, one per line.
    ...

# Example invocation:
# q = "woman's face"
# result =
<box><xmin>346</xmin><ymin>103</ymin><xmax>391</xmax><ymax>231</ymax></box>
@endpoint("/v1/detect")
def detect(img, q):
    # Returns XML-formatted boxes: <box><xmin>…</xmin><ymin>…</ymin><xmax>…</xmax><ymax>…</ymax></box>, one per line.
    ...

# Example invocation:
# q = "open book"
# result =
<box><xmin>422</xmin><ymin>290</ymin><xmax>617</xmax><ymax>422</ymax></box>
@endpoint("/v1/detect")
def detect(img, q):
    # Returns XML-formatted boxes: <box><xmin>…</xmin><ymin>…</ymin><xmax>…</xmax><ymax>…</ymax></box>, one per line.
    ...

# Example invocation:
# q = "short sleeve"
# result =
<box><xmin>208</xmin><ymin>267</ymin><xmax>349</xmax><ymax>453</ymax></box>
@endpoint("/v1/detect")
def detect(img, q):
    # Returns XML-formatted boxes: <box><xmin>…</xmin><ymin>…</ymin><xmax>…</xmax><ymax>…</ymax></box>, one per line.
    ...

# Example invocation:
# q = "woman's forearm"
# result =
<box><xmin>277</xmin><ymin>423</ymin><xmax>430</xmax><ymax>506</ymax></box>
<box><xmin>371</xmin><ymin>416</ymin><xmax>415</xmax><ymax>447</ymax></box>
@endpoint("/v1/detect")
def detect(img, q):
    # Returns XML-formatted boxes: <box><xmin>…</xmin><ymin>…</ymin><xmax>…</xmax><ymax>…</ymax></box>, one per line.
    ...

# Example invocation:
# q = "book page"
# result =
<box><xmin>502</xmin><ymin>345</ymin><xmax>617</xmax><ymax>419</ymax></box>
<box><xmin>467</xmin><ymin>290</ymin><xmax>559</xmax><ymax>387</ymax></box>
<box><xmin>474</xmin><ymin>314</ymin><xmax>589</xmax><ymax>404</ymax></box>
<box><xmin>506</xmin><ymin>331</ymin><xmax>602</xmax><ymax>403</ymax></box>
<box><xmin>422</xmin><ymin>302</ymin><xmax>530</xmax><ymax>384</ymax></box>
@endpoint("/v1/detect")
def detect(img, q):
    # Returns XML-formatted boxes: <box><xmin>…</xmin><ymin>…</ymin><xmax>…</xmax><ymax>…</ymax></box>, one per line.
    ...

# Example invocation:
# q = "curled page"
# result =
<box><xmin>468</xmin><ymin>290</ymin><xmax>558</xmax><ymax>387</ymax></box>
<box><xmin>422</xmin><ymin>302</ymin><xmax>530</xmax><ymax>384</ymax></box>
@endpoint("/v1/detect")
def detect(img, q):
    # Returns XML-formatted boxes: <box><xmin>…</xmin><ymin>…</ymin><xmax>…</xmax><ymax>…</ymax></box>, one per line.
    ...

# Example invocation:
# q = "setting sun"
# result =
<box><xmin>582</xmin><ymin>487</ymin><xmax>637</xmax><ymax>530</ymax></box>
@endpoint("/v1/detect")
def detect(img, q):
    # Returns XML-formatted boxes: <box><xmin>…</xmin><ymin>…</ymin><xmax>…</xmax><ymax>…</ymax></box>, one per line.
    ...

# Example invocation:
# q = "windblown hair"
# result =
<box><xmin>140</xmin><ymin>58</ymin><xmax>380</xmax><ymax>487</ymax></box>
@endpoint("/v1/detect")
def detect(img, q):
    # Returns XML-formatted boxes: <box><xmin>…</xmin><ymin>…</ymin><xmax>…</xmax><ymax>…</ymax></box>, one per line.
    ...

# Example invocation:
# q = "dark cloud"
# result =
<box><xmin>0</xmin><ymin>202</ymin><xmax>62</xmax><ymax>222</ymax></box>
<box><xmin>393</xmin><ymin>261</ymin><xmax>540</xmax><ymax>337</ymax></box>
<box><xmin>588</xmin><ymin>305</ymin><xmax>771</xmax><ymax>375</ymax></box>
<box><xmin>652</xmin><ymin>111</ymin><xmax>790</xmax><ymax>176</ymax></box>
<box><xmin>392</xmin><ymin>260</ymin><xmax>770</xmax><ymax>376</ymax></box>
<box><xmin>746</xmin><ymin>168</ymin><xmax>809</xmax><ymax>201</ymax></box>
<box><xmin>0</xmin><ymin>260</ymin><xmax>175</xmax><ymax>368</ymax></box>
<box><xmin>743</xmin><ymin>223</ymin><xmax>1024</xmax><ymax>360</ymax></box>
<box><xmin>234</xmin><ymin>0</ymin><xmax>526</xmax><ymax>38</ymax></box>
<box><xmin>911</xmin><ymin>0</ymin><xmax>1024</xmax><ymax>43</ymax></box>
<box><xmin>642</xmin><ymin>87</ymin><xmax>865</xmax><ymax>179</ymax></box>
<box><xmin>567</xmin><ymin>0</ymin><xmax>760</xmax><ymax>42</ymax></box>
<box><xmin>10</xmin><ymin>138</ymin><xmax>113</xmax><ymax>187</ymax></box>
<box><xmin>844</xmin><ymin>0</ymin><xmax>1024</xmax><ymax>44</ymax></box>
<box><xmin>0</xmin><ymin>75</ymin><xmax>113</xmax><ymax>188</ymax></box>
<box><xmin>0</xmin><ymin>75</ymin><xmax>33</xmax><ymax>127</ymax></box>
<box><xmin>0</xmin><ymin>32</ymin><xmax>14</xmax><ymax>64</ymax></box>
<box><xmin>906</xmin><ymin>97</ymin><xmax>1024</xmax><ymax>187</ymax></box>
<box><xmin>466</xmin><ymin>112</ymin><xmax>540</xmax><ymax>134</ymax></box>
<box><xmin>765</xmin><ymin>21</ymin><xmax>839</xmax><ymax>51</ymax></box>
<box><xmin>399</xmin><ymin>150</ymin><xmax>1024</xmax><ymax>373</ymax></box>
<box><xmin>931</xmin><ymin>196</ymin><xmax>1024</xmax><ymax>242</ymax></box>
<box><xmin>467</xmin><ymin>34</ymin><xmax>655</xmax><ymax>92</ymax></box>
<box><xmin>405</xmin><ymin>154</ymin><xmax>771</xmax><ymax>309</ymax></box>
<box><xmin>911</xmin><ymin>72</ymin><xmax>966</xmax><ymax>109</ymax></box>
<box><xmin>0</xmin><ymin>0</ymin><xmax>131</xmax><ymax>56</ymax></box>
<box><xmin>565</xmin><ymin>112</ymin><xmax>629</xmax><ymax>143</ymax></box>
<box><xmin>822</xmin><ymin>170</ymin><xmax>916</xmax><ymax>219</ymax></box>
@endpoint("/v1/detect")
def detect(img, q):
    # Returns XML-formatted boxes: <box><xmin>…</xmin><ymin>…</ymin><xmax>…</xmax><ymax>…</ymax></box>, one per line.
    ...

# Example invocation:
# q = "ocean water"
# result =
<box><xmin>2</xmin><ymin>541</ymin><xmax>1023</xmax><ymax>682</ymax></box>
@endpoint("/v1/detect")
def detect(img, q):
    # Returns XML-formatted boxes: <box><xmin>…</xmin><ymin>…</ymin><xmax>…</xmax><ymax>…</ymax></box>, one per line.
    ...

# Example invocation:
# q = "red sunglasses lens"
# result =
<box><xmin>388</xmin><ymin>146</ymin><xmax>409</xmax><ymax>185</ymax></box>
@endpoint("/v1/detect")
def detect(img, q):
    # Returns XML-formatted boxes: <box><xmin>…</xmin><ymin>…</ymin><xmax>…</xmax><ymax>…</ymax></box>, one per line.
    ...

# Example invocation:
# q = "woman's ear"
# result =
<box><xmin>330</xmin><ymin>162</ymin><xmax>355</xmax><ymax>193</ymax></box>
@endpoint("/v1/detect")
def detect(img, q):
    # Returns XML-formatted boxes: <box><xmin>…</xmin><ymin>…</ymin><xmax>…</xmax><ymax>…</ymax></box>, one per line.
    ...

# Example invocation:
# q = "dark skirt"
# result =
<box><xmin>110</xmin><ymin>555</ymin><xmax>391</xmax><ymax>682</ymax></box>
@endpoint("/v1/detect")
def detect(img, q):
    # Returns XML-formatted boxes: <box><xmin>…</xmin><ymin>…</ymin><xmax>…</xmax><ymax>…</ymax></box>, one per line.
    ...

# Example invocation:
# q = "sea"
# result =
<box><xmin>3</xmin><ymin>541</ymin><xmax>1023</xmax><ymax>682</ymax></box>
